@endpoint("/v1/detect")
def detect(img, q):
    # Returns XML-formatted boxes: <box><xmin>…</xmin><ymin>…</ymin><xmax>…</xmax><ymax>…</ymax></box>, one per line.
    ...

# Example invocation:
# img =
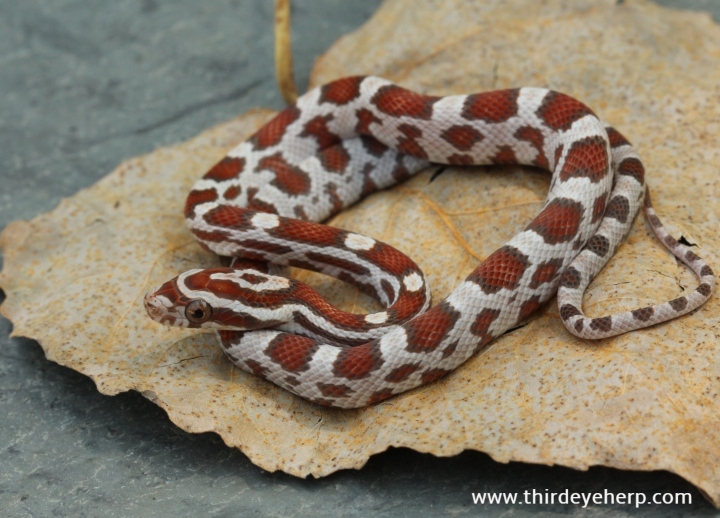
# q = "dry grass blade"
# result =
<box><xmin>275</xmin><ymin>0</ymin><xmax>298</xmax><ymax>104</ymax></box>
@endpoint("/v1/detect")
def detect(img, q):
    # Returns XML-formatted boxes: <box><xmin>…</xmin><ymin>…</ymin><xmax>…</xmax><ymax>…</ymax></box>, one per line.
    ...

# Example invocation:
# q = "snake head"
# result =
<box><xmin>144</xmin><ymin>274</ymin><xmax>190</xmax><ymax>327</ymax></box>
<box><xmin>144</xmin><ymin>267</ymin><xmax>293</xmax><ymax>330</ymax></box>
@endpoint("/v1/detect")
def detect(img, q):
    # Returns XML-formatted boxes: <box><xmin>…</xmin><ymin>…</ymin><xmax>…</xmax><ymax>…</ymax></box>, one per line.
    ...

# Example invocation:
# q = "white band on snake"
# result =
<box><xmin>144</xmin><ymin>76</ymin><xmax>715</xmax><ymax>408</ymax></box>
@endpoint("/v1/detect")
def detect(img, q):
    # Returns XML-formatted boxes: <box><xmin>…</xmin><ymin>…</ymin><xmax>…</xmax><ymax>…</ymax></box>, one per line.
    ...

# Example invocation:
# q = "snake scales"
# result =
<box><xmin>144</xmin><ymin>76</ymin><xmax>715</xmax><ymax>408</ymax></box>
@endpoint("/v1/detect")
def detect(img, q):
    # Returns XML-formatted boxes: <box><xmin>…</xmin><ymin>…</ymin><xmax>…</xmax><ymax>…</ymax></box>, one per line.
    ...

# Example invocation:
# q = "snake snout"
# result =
<box><xmin>144</xmin><ymin>292</ymin><xmax>172</xmax><ymax>323</ymax></box>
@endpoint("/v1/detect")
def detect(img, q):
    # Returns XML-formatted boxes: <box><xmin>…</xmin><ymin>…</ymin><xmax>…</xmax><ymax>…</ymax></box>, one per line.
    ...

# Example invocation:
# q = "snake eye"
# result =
<box><xmin>186</xmin><ymin>300</ymin><xmax>213</xmax><ymax>324</ymax></box>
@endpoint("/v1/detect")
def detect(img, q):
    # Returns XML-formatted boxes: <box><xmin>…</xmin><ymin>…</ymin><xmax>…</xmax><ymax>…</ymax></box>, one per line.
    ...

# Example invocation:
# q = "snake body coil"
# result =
<box><xmin>144</xmin><ymin>76</ymin><xmax>715</xmax><ymax>408</ymax></box>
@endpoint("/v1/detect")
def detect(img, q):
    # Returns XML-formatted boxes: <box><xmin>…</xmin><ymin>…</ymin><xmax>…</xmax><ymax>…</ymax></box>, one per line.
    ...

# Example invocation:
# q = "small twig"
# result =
<box><xmin>274</xmin><ymin>0</ymin><xmax>298</xmax><ymax>104</ymax></box>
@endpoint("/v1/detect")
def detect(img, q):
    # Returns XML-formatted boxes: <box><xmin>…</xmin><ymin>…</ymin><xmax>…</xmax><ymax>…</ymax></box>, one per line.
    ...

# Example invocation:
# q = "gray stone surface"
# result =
<box><xmin>1</xmin><ymin>1</ymin><xmax>719</xmax><ymax>516</ymax></box>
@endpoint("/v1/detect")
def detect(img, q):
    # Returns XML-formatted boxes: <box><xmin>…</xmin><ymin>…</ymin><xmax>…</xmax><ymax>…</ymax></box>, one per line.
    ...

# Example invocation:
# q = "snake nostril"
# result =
<box><xmin>143</xmin><ymin>295</ymin><xmax>164</xmax><ymax>318</ymax></box>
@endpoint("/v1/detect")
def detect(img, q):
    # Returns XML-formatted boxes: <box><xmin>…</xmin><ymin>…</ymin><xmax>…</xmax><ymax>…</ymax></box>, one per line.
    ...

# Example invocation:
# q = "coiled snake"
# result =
<box><xmin>144</xmin><ymin>76</ymin><xmax>715</xmax><ymax>408</ymax></box>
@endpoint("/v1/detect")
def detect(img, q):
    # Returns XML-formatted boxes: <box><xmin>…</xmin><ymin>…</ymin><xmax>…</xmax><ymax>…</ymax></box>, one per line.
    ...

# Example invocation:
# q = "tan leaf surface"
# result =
<box><xmin>2</xmin><ymin>0</ymin><xmax>720</xmax><ymax>504</ymax></box>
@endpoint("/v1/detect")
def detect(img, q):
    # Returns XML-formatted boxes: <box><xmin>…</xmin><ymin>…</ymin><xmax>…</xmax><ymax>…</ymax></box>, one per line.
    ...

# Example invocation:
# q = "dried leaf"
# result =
<box><xmin>2</xmin><ymin>0</ymin><xmax>720</xmax><ymax>505</ymax></box>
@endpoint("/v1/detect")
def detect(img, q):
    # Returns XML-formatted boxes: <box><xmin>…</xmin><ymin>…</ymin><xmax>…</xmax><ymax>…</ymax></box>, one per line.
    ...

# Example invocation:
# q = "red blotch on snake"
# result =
<box><xmin>559</xmin><ymin>136</ymin><xmax>609</xmax><ymax>184</ymax></box>
<box><xmin>606</xmin><ymin>126</ymin><xmax>631</xmax><ymax>148</ymax></box>
<box><xmin>421</xmin><ymin>369</ymin><xmax>452</xmax><ymax>384</ymax></box>
<box><xmin>518</xmin><ymin>296</ymin><xmax>542</xmax><ymax>322</ymax></box>
<box><xmin>404</xmin><ymin>302</ymin><xmax>461</xmax><ymax>353</ymax></box>
<box><xmin>529</xmin><ymin>258</ymin><xmax>564</xmax><ymax>288</ymax></box>
<box><xmin>537</xmin><ymin>91</ymin><xmax>595</xmax><ymax>131</ymax></box>
<box><xmin>461</xmin><ymin>89</ymin><xmax>519</xmax><ymax>123</ymax></box>
<box><xmin>441</xmin><ymin>125</ymin><xmax>484</xmax><ymax>151</ymax></box>
<box><xmin>515</xmin><ymin>125</ymin><xmax>549</xmax><ymax>169</ymax></box>
<box><xmin>355</xmin><ymin>108</ymin><xmax>382</xmax><ymax>136</ymax></box>
<box><xmin>201</xmin><ymin>205</ymin><xmax>254</xmax><ymax>230</ymax></box>
<box><xmin>204</xmin><ymin>157</ymin><xmax>246</xmax><ymax>182</ymax></box>
<box><xmin>223</xmin><ymin>185</ymin><xmax>241</xmax><ymax>200</ymax></box>
<box><xmin>318</xmin><ymin>144</ymin><xmax>350</xmax><ymax>173</ymax></box>
<box><xmin>265</xmin><ymin>334</ymin><xmax>319</xmax><ymax>373</ymax></box>
<box><xmin>385</xmin><ymin>364</ymin><xmax>420</xmax><ymax>383</ymax></box>
<box><xmin>250</xmin><ymin>106</ymin><xmax>300</xmax><ymax>150</ymax></box>
<box><xmin>184</xmin><ymin>188</ymin><xmax>219</xmax><ymax>219</ymax></box>
<box><xmin>316</xmin><ymin>383</ymin><xmax>354</xmax><ymax>398</ymax></box>
<box><xmin>333</xmin><ymin>343</ymin><xmax>383</xmax><ymax>380</ymax></box>
<box><xmin>257</xmin><ymin>153</ymin><xmax>312</xmax><ymax>196</ymax></box>
<box><xmin>469</xmin><ymin>245</ymin><xmax>530</xmax><ymax>294</ymax></box>
<box><xmin>490</xmin><ymin>145</ymin><xmax>518</xmax><ymax>164</ymax></box>
<box><xmin>319</xmin><ymin>76</ymin><xmax>365</xmax><ymax>105</ymax></box>
<box><xmin>448</xmin><ymin>153</ymin><xmax>474</xmax><ymax>165</ymax></box>
<box><xmin>396</xmin><ymin>123</ymin><xmax>428</xmax><ymax>159</ymax></box>
<box><xmin>526</xmin><ymin>197</ymin><xmax>584</xmax><ymax>244</ymax></box>
<box><xmin>371</xmin><ymin>85</ymin><xmax>438</xmax><ymax>119</ymax></box>
<box><xmin>592</xmin><ymin>194</ymin><xmax>607</xmax><ymax>223</ymax></box>
<box><xmin>300</xmin><ymin>115</ymin><xmax>341</xmax><ymax>149</ymax></box>
<box><xmin>618</xmin><ymin>157</ymin><xmax>645</xmax><ymax>184</ymax></box>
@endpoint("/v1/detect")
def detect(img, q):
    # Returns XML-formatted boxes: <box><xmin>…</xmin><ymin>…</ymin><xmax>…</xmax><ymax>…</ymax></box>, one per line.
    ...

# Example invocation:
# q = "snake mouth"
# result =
<box><xmin>144</xmin><ymin>292</ymin><xmax>186</xmax><ymax>327</ymax></box>
<box><xmin>143</xmin><ymin>293</ymin><xmax>164</xmax><ymax>319</ymax></box>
